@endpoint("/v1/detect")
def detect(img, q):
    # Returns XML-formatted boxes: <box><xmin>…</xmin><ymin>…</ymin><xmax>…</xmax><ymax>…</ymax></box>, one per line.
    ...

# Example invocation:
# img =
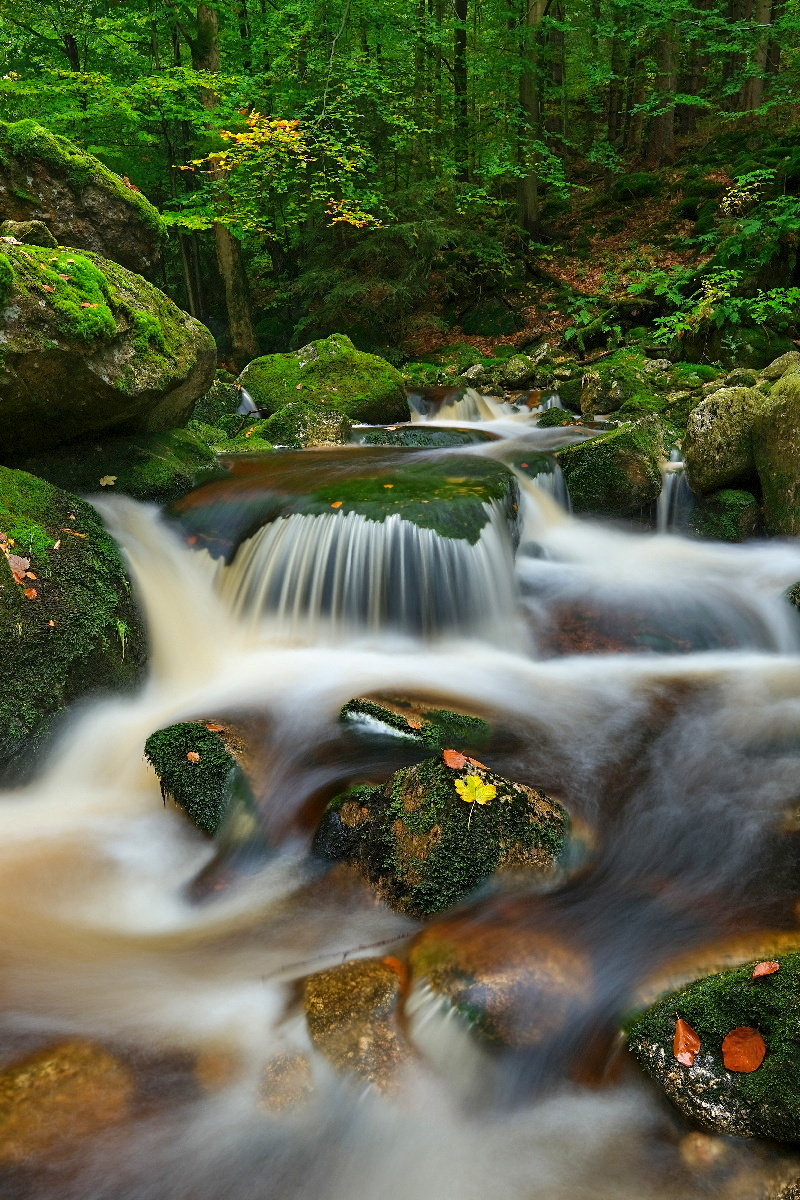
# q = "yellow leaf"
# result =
<box><xmin>99</xmin><ymin>476</ymin><xmax>117</xmax><ymax>487</ymax></box>
<box><xmin>454</xmin><ymin>775</ymin><xmax>497</xmax><ymax>806</ymax></box>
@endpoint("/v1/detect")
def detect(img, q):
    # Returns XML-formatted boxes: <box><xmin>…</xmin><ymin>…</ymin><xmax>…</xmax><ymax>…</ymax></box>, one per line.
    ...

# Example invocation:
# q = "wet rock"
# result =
<box><xmin>725</xmin><ymin>368</ymin><xmax>760</xmax><ymax>388</ymax></box>
<box><xmin>557</xmin><ymin>417</ymin><xmax>664</xmax><ymax>517</ymax></box>
<box><xmin>762</xmin><ymin>352</ymin><xmax>800</xmax><ymax>382</ymax></box>
<box><xmin>499</xmin><ymin>354</ymin><xmax>537</xmax><ymax>389</ymax></box>
<box><xmin>0</xmin><ymin>466</ymin><xmax>146</xmax><ymax>777</ymax></box>
<box><xmin>358</xmin><ymin>426</ymin><xmax>493</xmax><ymax>448</ymax></box>
<box><xmin>239</xmin><ymin>334</ymin><xmax>407</xmax><ymax>425</ymax></box>
<box><xmin>683</xmin><ymin>387</ymin><xmax>767</xmax><ymax>494</ymax></box>
<box><xmin>259</xmin><ymin>1052</ymin><xmax>314</xmax><ymax>1112</ymax></box>
<box><xmin>0</xmin><ymin>119</ymin><xmax>162</xmax><ymax>277</ymax></box>
<box><xmin>690</xmin><ymin>489</ymin><xmax>761</xmax><ymax>542</ymax></box>
<box><xmin>753</xmin><ymin>373</ymin><xmax>800</xmax><ymax>535</ymax></box>
<box><xmin>340</xmin><ymin>696</ymin><xmax>490</xmax><ymax>751</ymax></box>
<box><xmin>0</xmin><ymin>1039</ymin><xmax>133</xmax><ymax>1164</ymax></box>
<box><xmin>303</xmin><ymin>957</ymin><xmax>409</xmax><ymax>1089</ymax></box>
<box><xmin>313</xmin><ymin>753</ymin><xmax>568</xmax><ymax>918</ymax></box>
<box><xmin>16</xmin><ymin>429</ymin><xmax>222</xmax><ymax>504</ymax></box>
<box><xmin>144</xmin><ymin>721</ymin><xmax>257</xmax><ymax>837</ymax></box>
<box><xmin>0</xmin><ymin>243</ymin><xmax>216</xmax><ymax>456</ymax></box>
<box><xmin>409</xmin><ymin>916</ymin><xmax>592</xmax><ymax>1046</ymax></box>
<box><xmin>627</xmin><ymin>950</ymin><xmax>800</xmax><ymax>1141</ymax></box>
<box><xmin>262</xmin><ymin>401</ymin><xmax>351</xmax><ymax>448</ymax></box>
<box><xmin>0</xmin><ymin>218</ymin><xmax>57</xmax><ymax>248</ymax></box>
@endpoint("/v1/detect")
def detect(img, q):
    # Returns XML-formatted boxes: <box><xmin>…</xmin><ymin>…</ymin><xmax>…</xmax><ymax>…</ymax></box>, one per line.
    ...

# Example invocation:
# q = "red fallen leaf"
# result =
<box><xmin>23</xmin><ymin>587</ymin><xmax>37</xmax><ymax>599</ymax></box>
<box><xmin>205</xmin><ymin>723</ymin><xmax>224</xmax><ymax>732</ymax></box>
<box><xmin>186</xmin><ymin>751</ymin><xmax>201</xmax><ymax>763</ymax></box>
<box><xmin>187</xmin><ymin>536</ymin><xmax>198</xmax><ymax>546</ymax></box>
<box><xmin>673</xmin><ymin>1017</ymin><xmax>701</xmax><ymax>1066</ymax></box>
<box><xmin>406</xmin><ymin>717</ymin><xmax>422</xmax><ymax>729</ymax></box>
<box><xmin>382</xmin><ymin>956</ymin><xmax>408</xmax><ymax>986</ymax></box>
<box><xmin>466</xmin><ymin>756</ymin><xmax>487</xmax><ymax>769</ymax></box>
<box><xmin>722</xmin><ymin>1026</ymin><xmax>766</xmax><ymax>1072</ymax></box>
<box><xmin>442</xmin><ymin>749</ymin><xmax>467</xmax><ymax>769</ymax></box>
<box><xmin>752</xmin><ymin>961</ymin><xmax>780</xmax><ymax>978</ymax></box>
<box><xmin>42</xmin><ymin>284</ymin><xmax>54</xmax><ymax>292</ymax></box>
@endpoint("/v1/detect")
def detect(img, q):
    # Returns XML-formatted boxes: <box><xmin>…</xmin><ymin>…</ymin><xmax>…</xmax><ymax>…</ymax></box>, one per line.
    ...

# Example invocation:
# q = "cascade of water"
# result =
<box><xmin>531</xmin><ymin>393</ymin><xmax>564</xmax><ymax>412</ymax></box>
<box><xmin>216</xmin><ymin>502</ymin><xmax>520</xmax><ymax>644</ymax></box>
<box><xmin>236</xmin><ymin>386</ymin><xmax>260</xmax><ymax>416</ymax></box>
<box><xmin>527</xmin><ymin>464</ymin><xmax>571</xmax><ymax>511</ymax></box>
<box><xmin>656</xmin><ymin>450</ymin><xmax>695</xmax><ymax>535</ymax></box>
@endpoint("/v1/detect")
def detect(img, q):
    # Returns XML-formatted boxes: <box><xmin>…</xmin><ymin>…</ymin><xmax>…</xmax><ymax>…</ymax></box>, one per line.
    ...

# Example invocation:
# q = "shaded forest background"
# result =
<box><xmin>2</xmin><ymin>0</ymin><xmax>800</xmax><ymax>365</ymax></box>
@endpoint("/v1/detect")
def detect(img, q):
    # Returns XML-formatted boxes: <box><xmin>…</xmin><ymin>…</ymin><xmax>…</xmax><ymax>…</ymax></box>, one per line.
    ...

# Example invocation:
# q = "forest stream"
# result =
<box><xmin>3</xmin><ymin>392</ymin><xmax>800</xmax><ymax>1199</ymax></box>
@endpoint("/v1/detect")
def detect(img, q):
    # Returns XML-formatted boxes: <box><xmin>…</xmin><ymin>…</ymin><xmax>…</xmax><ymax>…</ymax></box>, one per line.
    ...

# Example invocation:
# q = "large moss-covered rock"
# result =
<box><xmin>144</xmin><ymin>720</ymin><xmax>255</xmax><ymax>837</ymax></box>
<box><xmin>762</xmin><ymin>352</ymin><xmax>800</xmax><ymax>382</ymax></box>
<box><xmin>754</xmin><ymin>373</ymin><xmax>800</xmax><ymax>535</ymax></box>
<box><xmin>690</xmin><ymin>489</ymin><xmax>761</xmax><ymax>542</ymax></box>
<box><xmin>340</xmin><ymin>697</ymin><xmax>491</xmax><ymax>750</ymax></box>
<box><xmin>313</xmin><ymin>753</ymin><xmax>568</xmax><ymax>918</ymax></box>
<box><xmin>683</xmin><ymin>387</ymin><xmax>766</xmax><ymax>494</ymax></box>
<box><xmin>0</xmin><ymin>119</ymin><xmax>163</xmax><ymax>277</ymax></box>
<box><xmin>239</xmin><ymin>334</ymin><xmax>408</xmax><ymax>424</ymax></box>
<box><xmin>16</xmin><ymin>429</ymin><xmax>222</xmax><ymax>504</ymax></box>
<box><xmin>0</xmin><ymin>466</ymin><xmax>146</xmax><ymax>775</ymax></box>
<box><xmin>627</xmin><ymin>951</ymin><xmax>800</xmax><ymax>1141</ymax></box>
<box><xmin>262</xmin><ymin>401</ymin><xmax>351</xmax><ymax>448</ymax></box>
<box><xmin>0</xmin><ymin>243</ymin><xmax>216</xmax><ymax>455</ymax></box>
<box><xmin>557</xmin><ymin>418</ymin><xmax>664</xmax><ymax>517</ymax></box>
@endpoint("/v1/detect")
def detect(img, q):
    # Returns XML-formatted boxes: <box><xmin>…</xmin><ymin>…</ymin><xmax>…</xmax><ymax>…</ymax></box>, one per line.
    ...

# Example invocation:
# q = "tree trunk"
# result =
<box><xmin>190</xmin><ymin>4</ymin><xmax>258</xmax><ymax>366</ymax></box>
<box><xmin>454</xmin><ymin>0</ymin><xmax>469</xmax><ymax>180</ymax></box>
<box><xmin>517</xmin><ymin>0</ymin><xmax>548</xmax><ymax>236</ymax></box>
<box><xmin>739</xmin><ymin>0</ymin><xmax>774</xmax><ymax>109</ymax></box>
<box><xmin>646</xmin><ymin>30</ymin><xmax>676</xmax><ymax>166</ymax></box>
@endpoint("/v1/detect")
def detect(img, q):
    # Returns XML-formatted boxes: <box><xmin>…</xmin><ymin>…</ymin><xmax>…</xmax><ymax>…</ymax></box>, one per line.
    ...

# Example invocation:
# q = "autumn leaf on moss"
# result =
<box><xmin>442</xmin><ymin>749</ymin><xmax>467</xmax><ymax>768</ymax></box>
<box><xmin>721</xmin><ymin>1026</ymin><xmax>766</xmax><ymax>1072</ymax></box>
<box><xmin>99</xmin><ymin>476</ymin><xmax>117</xmax><ymax>487</ymax></box>
<box><xmin>673</xmin><ymin>1018</ymin><xmax>701</xmax><ymax>1066</ymax></box>
<box><xmin>455</xmin><ymin>775</ymin><xmax>496</xmax><ymax>805</ymax></box>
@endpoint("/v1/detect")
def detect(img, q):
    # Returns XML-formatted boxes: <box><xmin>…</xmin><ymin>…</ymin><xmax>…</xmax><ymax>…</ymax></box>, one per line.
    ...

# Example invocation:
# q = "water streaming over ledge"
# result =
<box><xmin>5</xmin><ymin>394</ymin><xmax>800</xmax><ymax>1198</ymax></box>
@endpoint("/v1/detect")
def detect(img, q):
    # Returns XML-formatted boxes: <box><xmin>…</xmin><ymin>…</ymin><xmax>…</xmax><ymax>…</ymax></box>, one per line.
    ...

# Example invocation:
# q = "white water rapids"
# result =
<box><xmin>3</xmin><ymin>446</ymin><xmax>800</xmax><ymax>1197</ymax></box>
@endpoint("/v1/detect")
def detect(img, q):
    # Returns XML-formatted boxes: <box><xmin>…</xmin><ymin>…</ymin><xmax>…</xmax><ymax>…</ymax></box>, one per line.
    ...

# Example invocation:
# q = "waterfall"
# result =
<box><xmin>236</xmin><ymin>386</ymin><xmax>259</xmax><ymax>416</ymax></box>
<box><xmin>409</xmin><ymin>388</ymin><xmax>531</xmax><ymax>425</ymax></box>
<box><xmin>216</xmin><ymin>502</ymin><xmax>520</xmax><ymax>644</ymax></box>
<box><xmin>657</xmin><ymin>450</ymin><xmax>694</xmax><ymax>534</ymax></box>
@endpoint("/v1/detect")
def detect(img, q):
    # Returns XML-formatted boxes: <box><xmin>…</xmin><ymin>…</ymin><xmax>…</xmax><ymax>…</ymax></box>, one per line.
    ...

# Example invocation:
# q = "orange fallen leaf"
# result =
<box><xmin>23</xmin><ymin>587</ymin><xmax>37</xmax><ymax>599</ymax></box>
<box><xmin>331</xmin><ymin>501</ymin><xmax>343</xmax><ymax>509</ymax></box>
<box><xmin>752</xmin><ymin>961</ymin><xmax>780</xmax><ymax>978</ymax></box>
<box><xmin>205</xmin><ymin>723</ymin><xmax>224</xmax><ymax>732</ymax></box>
<box><xmin>383</xmin><ymin>484</ymin><xmax>394</xmax><ymax>488</ymax></box>
<box><xmin>673</xmin><ymin>1018</ymin><xmax>701</xmax><ymax>1066</ymax></box>
<box><xmin>60</xmin><ymin>528</ymin><xmax>87</xmax><ymax>537</ymax></box>
<box><xmin>42</xmin><ymin>284</ymin><xmax>54</xmax><ymax>292</ymax></box>
<box><xmin>406</xmin><ymin>717</ymin><xmax>422</xmax><ymax>729</ymax></box>
<box><xmin>382</xmin><ymin>956</ymin><xmax>408</xmax><ymax>986</ymax></box>
<box><xmin>442</xmin><ymin>749</ymin><xmax>467</xmax><ymax>769</ymax></box>
<box><xmin>48</xmin><ymin>620</ymin><xmax>55</xmax><ymax>627</ymax></box>
<box><xmin>25</xmin><ymin>572</ymin><xmax>36</xmax><ymax>579</ymax></box>
<box><xmin>186</xmin><ymin>751</ymin><xmax>201</xmax><ymax>763</ymax></box>
<box><xmin>7</xmin><ymin>554</ymin><xmax>30</xmax><ymax>584</ymax></box>
<box><xmin>722</xmin><ymin>1026</ymin><xmax>766</xmax><ymax>1072</ymax></box>
<box><xmin>466</xmin><ymin>756</ymin><xmax>487</xmax><ymax>769</ymax></box>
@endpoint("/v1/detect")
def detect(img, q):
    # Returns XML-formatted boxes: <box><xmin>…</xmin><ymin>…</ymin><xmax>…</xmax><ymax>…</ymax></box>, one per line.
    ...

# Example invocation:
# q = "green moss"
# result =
<box><xmin>262</xmin><ymin>401</ymin><xmax>351</xmax><ymax>448</ymax></box>
<box><xmin>192</xmin><ymin>379</ymin><xmax>242</xmax><ymax>427</ymax></box>
<box><xmin>314</xmin><ymin>755</ymin><xmax>568</xmax><ymax>917</ymax></box>
<box><xmin>144</xmin><ymin>722</ymin><xmax>239</xmax><ymax>836</ymax></box>
<box><xmin>240</xmin><ymin>333</ymin><xmax>408</xmax><ymax>424</ymax></box>
<box><xmin>359</xmin><ymin>427</ymin><xmax>491</xmax><ymax>447</ymax></box>
<box><xmin>0</xmin><ymin>466</ymin><xmax>146</xmax><ymax>776</ymax></box>
<box><xmin>690</xmin><ymin>489</ymin><xmax>760</xmax><ymax>541</ymax></box>
<box><xmin>0</xmin><ymin>119</ymin><xmax>162</xmax><ymax>238</ymax></box>
<box><xmin>0</xmin><ymin>255</ymin><xmax>13</xmax><ymax>308</ymax></box>
<box><xmin>684</xmin><ymin>386</ymin><xmax>768</xmax><ymax>495</ymax></box>
<box><xmin>612</xmin><ymin>173</ymin><xmax>661</xmax><ymax>200</ymax></box>
<box><xmin>627</xmin><ymin>951</ymin><xmax>800</xmax><ymax>1140</ymax></box>
<box><xmin>340</xmin><ymin>698</ymin><xmax>490</xmax><ymax>749</ymax></box>
<box><xmin>536</xmin><ymin>408</ymin><xmax>578</xmax><ymax>428</ymax></box>
<box><xmin>558</xmin><ymin>418</ymin><xmax>664</xmax><ymax>516</ymax></box>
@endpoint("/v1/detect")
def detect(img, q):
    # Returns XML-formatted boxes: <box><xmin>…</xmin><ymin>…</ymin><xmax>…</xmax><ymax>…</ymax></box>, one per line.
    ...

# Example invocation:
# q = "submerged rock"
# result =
<box><xmin>627</xmin><ymin>951</ymin><xmax>800</xmax><ymax>1141</ymax></box>
<box><xmin>0</xmin><ymin>243</ymin><xmax>216</xmax><ymax>456</ymax></box>
<box><xmin>0</xmin><ymin>1039</ymin><xmax>133</xmax><ymax>1164</ymax></box>
<box><xmin>17</xmin><ymin>428</ymin><xmax>222</xmax><ymax>504</ymax></box>
<box><xmin>683</xmin><ymin>387</ymin><xmax>766</xmax><ymax>494</ymax></box>
<box><xmin>144</xmin><ymin>721</ymin><xmax>256</xmax><ymax>837</ymax></box>
<box><xmin>262</xmin><ymin>401</ymin><xmax>351</xmax><ymax>448</ymax></box>
<box><xmin>0</xmin><ymin>119</ymin><xmax>163</xmax><ymax>277</ymax></box>
<box><xmin>754</xmin><ymin>373</ymin><xmax>800</xmax><ymax>535</ymax></box>
<box><xmin>358</xmin><ymin>426</ymin><xmax>493</xmax><ymax>448</ymax></box>
<box><xmin>303</xmin><ymin>957</ymin><xmax>409</xmax><ymax>1090</ymax></box>
<box><xmin>690</xmin><ymin>489</ymin><xmax>761</xmax><ymax>542</ymax></box>
<box><xmin>340</xmin><ymin>697</ymin><xmax>490</xmax><ymax>750</ymax></box>
<box><xmin>313</xmin><ymin>753</ymin><xmax>568</xmax><ymax>918</ymax></box>
<box><xmin>557</xmin><ymin>417</ymin><xmax>664</xmax><ymax>517</ymax></box>
<box><xmin>0</xmin><ymin>466</ymin><xmax>146</xmax><ymax>776</ymax></box>
<box><xmin>239</xmin><ymin>334</ymin><xmax>407</xmax><ymax>425</ymax></box>
<box><xmin>259</xmin><ymin>1052</ymin><xmax>314</xmax><ymax>1112</ymax></box>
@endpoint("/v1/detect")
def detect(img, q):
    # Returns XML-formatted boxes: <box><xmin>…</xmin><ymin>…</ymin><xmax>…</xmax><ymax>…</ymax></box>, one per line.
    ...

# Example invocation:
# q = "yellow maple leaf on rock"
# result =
<box><xmin>454</xmin><ymin>775</ymin><xmax>496</xmax><ymax>806</ymax></box>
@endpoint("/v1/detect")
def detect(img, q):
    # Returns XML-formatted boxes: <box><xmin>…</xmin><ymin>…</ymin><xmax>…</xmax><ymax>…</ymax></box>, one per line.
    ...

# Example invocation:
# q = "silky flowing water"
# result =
<box><xmin>4</xmin><ymin>402</ymin><xmax>800</xmax><ymax>1199</ymax></box>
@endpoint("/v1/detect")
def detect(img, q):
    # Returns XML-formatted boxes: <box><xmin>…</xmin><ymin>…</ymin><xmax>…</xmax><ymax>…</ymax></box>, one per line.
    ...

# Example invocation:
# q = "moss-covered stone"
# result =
<box><xmin>262</xmin><ymin>401</ymin><xmax>351</xmax><ymax>448</ymax></box>
<box><xmin>762</xmin><ymin>352</ymin><xmax>800</xmax><ymax>381</ymax></box>
<box><xmin>191</xmin><ymin>377</ymin><xmax>243</xmax><ymax>429</ymax></box>
<box><xmin>358</xmin><ymin>426</ymin><xmax>493</xmax><ymax>447</ymax></box>
<box><xmin>626</xmin><ymin>951</ymin><xmax>800</xmax><ymax>1141</ymax></box>
<box><xmin>683</xmin><ymin>387</ymin><xmax>767</xmax><ymax>494</ymax></box>
<box><xmin>753</xmin><ymin>373</ymin><xmax>800</xmax><ymax>535</ymax></box>
<box><xmin>535</xmin><ymin>408</ymin><xmax>580</xmax><ymax>428</ymax></box>
<box><xmin>239</xmin><ymin>334</ymin><xmax>408</xmax><ymax>424</ymax></box>
<box><xmin>313</xmin><ymin>753</ymin><xmax>568</xmax><ymax>918</ymax></box>
<box><xmin>144</xmin><ymin>721</ymin><xmax>251</xmax><ymax>836</ymax></box>
<box><xmin>187</xmin><ymin>419</ymin><xmax>275</xmax><ymax>456</ymax></box>
<box><xmin>340</xmin><ymin>697</ymin><xmax>491</xmax><ymax>749</ymax></box>
<box><xmin>557</xmin><ymin>417</ymin><xmax>665</xmax><ymax>517</ymax></box>
<box><xmin>0</xmin><ymin>119</ymin><xmax>163</xmax><ymax>277</ymax></box>
<box><xmin>0</xmin><ymin>243</ymin><xmax>216</xmax><ymax>455</ymax></box>
<box><xmin>16</xmin><ymin>429</ymin><xmax>223</xmax><ymax>504</ymax></box>
<box><xmin>0</xmin><ymin>466</ymin><xmax>146</xmax><ymax>776</ymax></box>
<box><xmin>690</xmin><ymin>489</ymin><xmax>761</xmax><ymax>542</ymax></box>
<box><xmin>0</xmin><ymin>218</ymin><xmax>57</xmax><ymax>247</ymax></box>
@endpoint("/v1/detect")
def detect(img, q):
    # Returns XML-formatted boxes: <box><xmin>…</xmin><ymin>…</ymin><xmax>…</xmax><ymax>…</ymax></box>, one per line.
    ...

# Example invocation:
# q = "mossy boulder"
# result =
<box><xmin>627</xmin><ymin>952</ymin><xmax>800</xmax><ymax>1141</ymax></box>
<box><xmin>0</xmin><ymin>243</ymin><xmax>216</xmax><ymax>455</ymax></box>
<box><xmin>262</xmin><ymin>401</ymin><xmax>351</xmax><ymax>448</ymax></box>
<box><xmin>0</xmin><ymin>119</ymin><xmax>162</xmax><ymax>277</ymax></box>
<box><xmin>762</xmin><ymin>352</ymin><xmax>800</xmax><ymax>381</ymax></box>
<box><xmin>557</xmin><ymin>418</ymin><xmax>665</xmax><ymax>517</ymax></box>
<box><xmin>144</xmin><ymin>720</ymin><xmax>255</xmax><ymax>837</ymax></box>
<box><xmin>16</xmin><ymin>429</ymin><xmax>222</xmax><ymax>504</ymax></box>
<box><xmin>239</xmin><ymin>334</ymin><xmax>408</xmax><ymax>425</ymax></box>
<box><xmin>358</xmin><ymin>426</ymin><xmax>493</xmax><ymax>447</ymax></box>
<box><xmin>683</xmin><ymin>387</ymin><xmax>767</xmax><ymax>494</ymax></box>
<box><xmin>340</xmin><ymin>697</ymin><xmax>491</xmax><ymax>750</ymax></box>
<box><xmin>690</xmin><ymin>489</ymin><xmax>761</xmax><ymax>542</ymax></box>
<box><xmin>188</xmin><ymin>419</ymin><xmax>274</xmax><ymax>456</ymax></box>
<box><xmin>0</xmin><ymin>219</ymin><xmax>57</xmax><ymax>248</ymax></box>
<box><xmin>0</xmin><ymin>466</ymin><xmax>146</xmax><ymax>775</ymax></box>
<box><xmin>753</xmin><ymin>373</ymin><xmax>800</xmax><ymax>535</ymax></box>
<box><xmin>191</xmin><ymin>376</ymin><xmax>245</xmax><ymax>434</ymax></box>
<box><xmin>313</xmin><ymin>753</ymin><xmax>568</xmax><ymax>918</ymax></box>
